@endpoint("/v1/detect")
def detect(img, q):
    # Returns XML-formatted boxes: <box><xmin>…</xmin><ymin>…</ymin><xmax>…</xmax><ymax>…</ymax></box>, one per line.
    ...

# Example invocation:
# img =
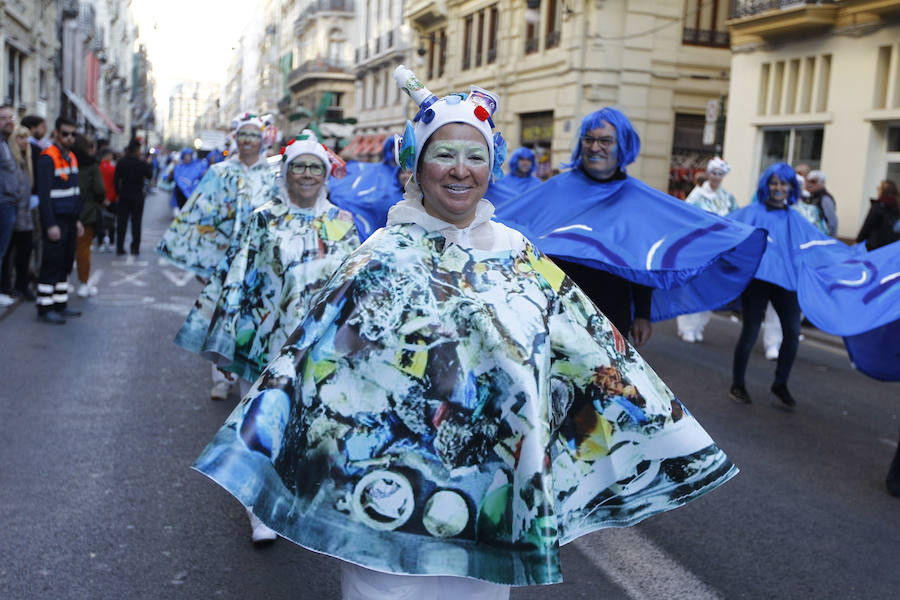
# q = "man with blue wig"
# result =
<box><xmin>492</xmin><ymin>108</ymin><xmax>768</xmax><ymax>348</ymax></box>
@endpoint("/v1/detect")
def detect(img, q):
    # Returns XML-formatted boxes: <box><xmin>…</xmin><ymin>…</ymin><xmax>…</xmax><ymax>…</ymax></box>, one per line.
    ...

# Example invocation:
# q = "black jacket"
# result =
<box><xmin>114</xmin><ymin>155</ymin><xmax>153</xmax><ymax>200</ymax></box>
<box><xmin>856</xmin><ymin>199</ymin><xmax>900</xmax><ymax>250</ymax></box>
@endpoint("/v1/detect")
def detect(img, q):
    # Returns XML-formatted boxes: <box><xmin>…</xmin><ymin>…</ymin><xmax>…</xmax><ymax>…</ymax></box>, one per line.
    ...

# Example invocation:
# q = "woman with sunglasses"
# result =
<box><xmin>175</xmin><ymin>132</ymin><xmax>360</xmax><ymax>544</ymax></box>
<box><xmin>157</xmin><ymin>112</ymin><xmax>277</xmax><ymax>401</ymax></box>
<box><xmin>192</xmin><ymin>67</ymin><xmax>736</xmax><ymax>598</ymax></box>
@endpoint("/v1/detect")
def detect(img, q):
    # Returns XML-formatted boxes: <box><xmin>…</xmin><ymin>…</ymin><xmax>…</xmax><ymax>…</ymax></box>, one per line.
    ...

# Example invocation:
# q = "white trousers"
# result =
<box><xmin>211</xmin><ymin>363</ymin><xmax>237</xmax><ymax>385</ymax></box>
<box><xmin>676</xmin><ymin>311</ymin><xmax>711</xmax><ymax>338</ymax></box>
<box><xmin>341</xmin><ymin>562</ymin><xmax>510</xmax><ymax>600</ymax></box>
<box><xmin>762</xmin><ymin>302</ymin><xmax>782</xmax><ymax>351</ymax></box>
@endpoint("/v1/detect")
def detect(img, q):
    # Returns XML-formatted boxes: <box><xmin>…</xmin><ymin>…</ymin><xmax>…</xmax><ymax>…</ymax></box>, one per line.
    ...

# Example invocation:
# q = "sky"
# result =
<box><xmin>131</xmin><ymin>0</ymin><xmax>250</xmax><ymax>120</ymax></box>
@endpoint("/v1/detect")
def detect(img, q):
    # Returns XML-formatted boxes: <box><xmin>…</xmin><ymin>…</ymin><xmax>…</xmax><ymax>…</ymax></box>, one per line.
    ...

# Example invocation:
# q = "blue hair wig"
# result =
<box><xmin>756</xmin><ymin>162</ymin><xmax>799</xmax><ymax>206</ymax></box>
<box><xmin>382</xmin><ymin>134</ymin><xmax>399</xmax><ymax>165</ymax></box>
<box><xmin>507</xmin><ymin>147</ymin><xmax>537</xmax><ymax>176</ymax></box>
<box><xmin>180</xmin><ymin>148</ymin><xmax>194</xmax><ymax>160</ymax></box>
<box><xmin>565</xmin><ymin>108</ymin><xmax>641</xmax><ymax>171</ymax></box>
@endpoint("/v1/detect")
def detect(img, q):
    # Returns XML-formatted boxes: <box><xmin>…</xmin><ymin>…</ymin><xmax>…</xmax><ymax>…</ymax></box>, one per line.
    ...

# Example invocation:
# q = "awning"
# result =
<box><xmin>89</xmin><ymin>101</ymin><xmax>123</xmax><ymax>134</ymax></box>
<box><xmin>63</xmin><ymin>89</ymin><xmax>105</xmax><ymax>131</ymax></box>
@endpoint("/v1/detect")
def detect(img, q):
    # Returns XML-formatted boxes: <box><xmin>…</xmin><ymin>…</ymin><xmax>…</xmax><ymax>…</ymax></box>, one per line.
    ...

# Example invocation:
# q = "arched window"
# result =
<box><xmin>328</xmin><ymin>28</ymin><xmax>346</xmax><ymax>64</ymax></box>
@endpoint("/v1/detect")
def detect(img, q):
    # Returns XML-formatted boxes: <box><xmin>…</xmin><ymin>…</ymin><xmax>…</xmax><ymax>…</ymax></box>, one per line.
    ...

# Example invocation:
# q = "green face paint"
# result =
<box><xmin>423</xmin><ymin>140</ymin><xmax>489</xmax><ymax>169</ymax></box>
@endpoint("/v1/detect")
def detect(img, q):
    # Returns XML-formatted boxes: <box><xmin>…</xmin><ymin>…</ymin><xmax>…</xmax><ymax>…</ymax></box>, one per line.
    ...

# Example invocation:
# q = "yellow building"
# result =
<box><xmin>724</xmin><ymin>0</ymin><xmax>900</xmax><ymax>238</ymax></box>
<box><xmin>402</xmin><ymin>0</ymin><xmax>733</xmax><ymax>192</ymax></box>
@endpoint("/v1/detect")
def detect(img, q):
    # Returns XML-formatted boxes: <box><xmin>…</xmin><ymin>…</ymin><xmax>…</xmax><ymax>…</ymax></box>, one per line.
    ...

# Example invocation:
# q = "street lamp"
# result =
<box><xmin>525</xmin><ymin>0</ymin><xmax>540</xmax><ymax>24</ymax></box>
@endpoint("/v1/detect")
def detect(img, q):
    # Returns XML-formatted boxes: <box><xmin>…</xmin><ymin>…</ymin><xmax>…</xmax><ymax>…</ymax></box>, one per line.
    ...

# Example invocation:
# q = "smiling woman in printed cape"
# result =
<box><xmin>176</xmin><ymin>131</ymin><xmax>360</xmax><ymax>544</ymax></box>
<box><xmin>193</xmin><ymin>67</ymin><xmax>737</xmax><ymax>598</ymax></box>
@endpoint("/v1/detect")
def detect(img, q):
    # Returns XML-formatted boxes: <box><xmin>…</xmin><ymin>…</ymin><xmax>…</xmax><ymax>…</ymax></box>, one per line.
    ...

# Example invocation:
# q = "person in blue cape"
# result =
<box><xmin>728</xmin><ymin>162</ymin><xmax>900</xmax><ymax>409</ymax></box>
<box><xmin>329</xmin><ymin>134</ymin><xmax>408</xmax><ymax>240</ymax></box>
<box><xmin>492</xmin><ymin>108</ymin><xmax>766</xmax><ymax>346</ymax></box>
<box><xmin>170</xmin><ymin>148</ymin><xmax>206</xmax><ymax>213</ymax></box>
<box><xmin>487</xmin><ymin>146</ymin><xmax>543</xmax><ymax>199</ymax></box>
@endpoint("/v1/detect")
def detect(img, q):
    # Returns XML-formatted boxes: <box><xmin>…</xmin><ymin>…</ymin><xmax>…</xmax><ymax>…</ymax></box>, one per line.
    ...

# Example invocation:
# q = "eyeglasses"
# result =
<box><xmin>236</xmin><ymin>132</ymin><xmax>262</xmax><ymax>141</ymax></box>
<box><xmin>581</xmin><ymin>135</ymin><xmax>615</xmax><ymax>149</ymax></box>
<box><xmin>288</xmin><ymin>161</ymin><xmax>325</xmax><ymax>176</ymax></box>
<box><xmin>58</xmin><ymin>130</ymin><xmax>76</xmax><ymax>138</ymax></box>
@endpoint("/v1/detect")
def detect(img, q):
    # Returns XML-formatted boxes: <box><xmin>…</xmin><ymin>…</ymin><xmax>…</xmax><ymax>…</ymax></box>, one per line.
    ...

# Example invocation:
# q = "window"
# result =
<box><xmin>488</xmin><ymin>7</ymin><xmax>499</xmax><ymax>64</ymax></box>
<box><xmin>5</xmin><ymin>45</ymin><xmax>24</xmax><ymax>106</ymax></box>
<box><xmin>760</xmin><ymin>126</ymin><xmax>824</xmax><ymax>174</ymax></box>
<box><xmin>462</xmin><ymin>15</ymin><xmax>473</xmax><ymax>70</ymax></box>
<box><xmin>759</xmin><ymin>54</ymin><xmax>831</xmax><ymax>116</ymax></box>
<box><xmin>438</xmin><ymin>29</ymin><xmax>447</xmax><ymax>78</ymax></box>
<box><xmin>428</xmin><ymin>34</ymin><xmax>435</xmax><ymax>80</ymax></box>
<box><xmin>682</xmin><ymin>0</ymin><xmax>729</xmax><ymax>48</ymax></box>
<box><xmin>328</xmin><ymin>29</ymin><xmax>346</xmax><ymax>64</ymax></box>
<box><xmin>525</xmin><ymin>20</ymin><xmax>538</xmax><ymax>55</ymax></box>
<box><xmin>476</xmin><ymin>11</ymin><xmax>485</xmax><ymax>67</ymax></box>
<box><xmin>545</xmin><ymin>0</ymin><xmax>560</xmax><ymax>49</ymax></box>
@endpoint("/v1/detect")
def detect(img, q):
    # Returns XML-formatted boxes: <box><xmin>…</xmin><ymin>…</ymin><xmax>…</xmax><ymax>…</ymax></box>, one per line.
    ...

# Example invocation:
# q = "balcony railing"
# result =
<box><xmin>682</xmin><ymin>28</ymin><xmax>730</xmax><ymax>48</ymax></box>
<box><xmin>525</xmin><ymin>38</ymin><xmax>539</xmax><ymax>54</ymax></box>
<box><xmin>288</xmin><ymin>58</ymin><xmax>351</xmax><ymax>87</ymax></box>
<box><xmin>295</xmin><ymin>0</ymin><xmax>354</xmax><ymax>35</ymax></box>
<box><xmin>546</xmin><ymin>30</ymin><xmax>561</xmax><ymax>49</ymax></box>
<box><xmin>730</xmin><ymin>0</ymin><xmax>835</xmax><ymax>19</ymax></box>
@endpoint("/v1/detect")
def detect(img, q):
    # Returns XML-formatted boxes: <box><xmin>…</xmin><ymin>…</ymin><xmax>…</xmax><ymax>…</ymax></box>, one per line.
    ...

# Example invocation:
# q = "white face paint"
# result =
<box><xmin>422</xmin><ymin>140</ymin><xmax>489</xmax><ymax>170</ymax></box>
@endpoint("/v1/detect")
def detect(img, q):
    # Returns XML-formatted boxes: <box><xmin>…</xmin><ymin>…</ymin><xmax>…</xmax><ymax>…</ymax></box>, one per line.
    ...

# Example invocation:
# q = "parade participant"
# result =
<box><xmin>114</xmin><ymin>140</ymin><xmax>154</xmax><ymax>257</ymax></box>
<box><xmin>330</xmin><ymin>134</ymin><xmax>405</xmax><ymax>240</ymax></box>
<box><xmin>491</xmin><ymin>108</ymin><xmax>766</xmax><ymax>345</ymax></box>
<box><xmin>157</xmin><ymin>112</ymin><xmax>277</xmax><ymax>401</ymax></box>
<box><xmin>34</xmin><ymin>116</ymin><xmax>83</xmax><ymax>324</ymax></box>
<box><xmin>0</xmin><ymin>124</ymin><xmax>35</xmax><ymax>304</ymax></box>
<box><xmin>489</xmin><ymin>146</ymin><xmax>543</xmax><ymax>196</ymax></box>
<box><xmin>72</xmin><ymin>135</ymin><xmax>106</xmax><ymax>297</ymax></box>
<box><xmin>729</xmin><ymin>163</ymin><xmax>900</xmax><ymax>406</ymax></box>
<box><xmin>193</xmin><ymin>65</ymin><xmax>737</xmax><ymax>597</ymax></box>
<box><xmin>169</xmin><ymin>148</ymin><xmax>205</xmax><ymax>213</ymax></box>
<box><xmin>676</xmin><ymin>157</ymin><xmax>738</xmax><ymax>343</ymax></box>
<box><xmin>176</xmin><ymin>131</ymin><xmax>359</xmax><ymax>543</ymax></box>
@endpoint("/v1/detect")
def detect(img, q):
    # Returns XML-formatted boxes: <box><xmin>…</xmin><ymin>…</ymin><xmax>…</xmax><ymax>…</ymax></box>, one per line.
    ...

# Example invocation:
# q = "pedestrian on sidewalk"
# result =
<box><xmin>856</xmin><ymin>179</ymin><xmax>899</xmax><ymax>251</ymax></box>
<box><xmin>73</xmin><ymin>135</ymin><xmax>106</xmax><ymax>298</ymax></box>
<box><xmin>97</xmin><ymin>148</ymin><xmax>117</xmax><ymax>252</ymax></box>
<box><xmin>156</xmin><ymin>112</ymin><xmax>276</xmax><ymax>401</ymax></box>
<box><xmin>113</xmin><ymin>139</ymin><xmax>153</xmax><ymax>256</ymax></box>
<box><xmin>34</xmin><ymin>116</ymin><xmax>83</xmax><ymax>324</ymax></box>
<box><xmin>193</xmin><ymin>65</ymin><xmax>738</xmax><ymax>599</ymax></box>
<box><xmin>175</xmin><ymin>132</ymin><xmax>360</xmax><ymax>544</ymax></box>
<box><xmin>0</xmin><ymin>125</ymin><xmax>37</xmax><ymax>302</ymax></box>
<box><xmin>0</xmin><ymin>105</ymin><xmax>21</xmax><ymax>308</ymax></box>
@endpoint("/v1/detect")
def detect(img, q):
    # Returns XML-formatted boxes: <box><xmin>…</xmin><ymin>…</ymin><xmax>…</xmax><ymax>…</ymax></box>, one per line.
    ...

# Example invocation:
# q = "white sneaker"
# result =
<box><xmin>77</xmin><ymin>283</ymin><xmax>91</xmax><ymax>298</ymax></box>
<box><xmin>0</xmin><ymin>294</ymin><xmax>15</xmax><ymax>307</ymax></box>
<box><xmin>765</xmin><ymin>346</ymin><xmax>779</xmax><ymax>360</ymax></box>
<box><xmin>89</xmin><ymin>285</ymin><xmax>98</xmax><ymax>296</ymax></box>
<box><xmin>695</xmin><ymin>332</ymin><xmax>704</xmax><ymax>342</ymax></box>
<box><xmin>682</xmin><ymin>331</ymin><xmax>697</xmax><ymax>343</ymax></box>
<box><xmin>247</xmin><ymin>510</ymin><xmax>277</xmax><ymax>544</ymax></box>
<box><xmin>210</xmin><ymin>380</ymin><xmax>231</xmax><ymax>400</ymax></box>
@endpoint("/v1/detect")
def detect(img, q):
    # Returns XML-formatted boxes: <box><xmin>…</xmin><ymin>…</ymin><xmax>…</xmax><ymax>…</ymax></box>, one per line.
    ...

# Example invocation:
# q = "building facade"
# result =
<box><xmin>401</xmin><ymin>0</ymin><xmax>733</xmax><ymax>190</ymax></box>
<box><xmin>1</xmin><ymin>0</ymin><xmax>63</xmax><ymax>122</ymax></box>
<box><xmin>724</xmin><ymin>0</ymin><xmax>900</xmax><ymax>238</ymax></box>
<box><xmin>346</xmin><ymin>0</ymin><xmax>416</xmax><ymax>159</ymax></box>
<box><xmin>166</xmin><ymin>81</ymin><xmax>220</xmax><ymax>148</ymax></box>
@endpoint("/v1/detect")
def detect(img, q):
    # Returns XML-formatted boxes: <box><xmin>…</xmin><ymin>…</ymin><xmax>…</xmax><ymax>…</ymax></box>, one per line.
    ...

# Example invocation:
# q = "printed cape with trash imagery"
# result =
<box><xmin>156</xmin><ymin>158</ymin><xmax>276</xmax><ymax>278</ymax></box>
<box><xmin>194</xmin><ymin>223</ymin><xmax>737</xmax><ymax>586</ymax></box>
<box><xmin>175</xmin><ymin>197</ymin><xmax>360</xmax><ymax>382</ymax></box>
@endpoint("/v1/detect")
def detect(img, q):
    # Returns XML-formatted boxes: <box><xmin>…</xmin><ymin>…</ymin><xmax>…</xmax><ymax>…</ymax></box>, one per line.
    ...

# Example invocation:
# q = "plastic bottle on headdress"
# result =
<box><xmin>392</xmin><ymin>65</ymin><xmax>438</xmax><ymax>109</ymax></box>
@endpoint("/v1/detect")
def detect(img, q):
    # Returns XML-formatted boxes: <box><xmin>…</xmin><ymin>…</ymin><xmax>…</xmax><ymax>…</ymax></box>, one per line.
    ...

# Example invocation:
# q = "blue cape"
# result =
<box><xmin>172</xmin><ymin>159</ymin><xmax>207</xmax><ymax>203</ymax></box>
<box><xmin>492</xmin><ymin>168</ymin><xmax>767</xmax><ymax>321</ymax></box>
<box><xmin>489</xmin><ymin>172</ymin><xmax>543</xmax><ymax>198</ymax></box>
<box><xmin>329</xmin><ymin>162</ymin><xmax>403</xmax><ymax>240</ymax></box>
<box><xmin>731</xmin><ymin>202</ymin><xmax>900</xmax><ymax>380</ymax></box>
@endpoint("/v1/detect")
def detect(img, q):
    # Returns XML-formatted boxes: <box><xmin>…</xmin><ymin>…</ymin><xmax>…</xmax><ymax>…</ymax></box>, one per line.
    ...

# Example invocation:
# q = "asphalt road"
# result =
<box><xmin>1</xmin><ymin>189</ymin><xmax>897</xmax><ymax>599</ymax></box>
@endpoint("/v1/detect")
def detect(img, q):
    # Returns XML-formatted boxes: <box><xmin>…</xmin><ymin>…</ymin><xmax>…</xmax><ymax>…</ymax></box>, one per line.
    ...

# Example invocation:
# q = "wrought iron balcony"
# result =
<box><xmin>682</xmin><ymin>28</ymin><xmax>730</xmax><ymax>48</ymax></box>
<box><xmin>730</xmin><ymin>0</ymin><xmax>836</xmax><ymax>19</ymax></box>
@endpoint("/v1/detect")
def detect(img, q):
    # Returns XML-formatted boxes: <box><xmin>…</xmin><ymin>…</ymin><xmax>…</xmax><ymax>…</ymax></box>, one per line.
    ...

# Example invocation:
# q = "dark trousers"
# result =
<box><xmin>116</xmin><ymin>195</ymin><xmax>144</xmax><ymax>255</ymax></box>
<box><xmin>732</xmin><ymin>279</ymin><xmax>802</xmax><ymax>387</ymax></box>
<box><xmin>37</xmin><ymin>214</ymin><xmax>78</xmax><ymax>314</ymax></box>
<box><xmin>1</xmin><ymin>229</ymin><xmax>34</xmax><ymax>293</ymax></box>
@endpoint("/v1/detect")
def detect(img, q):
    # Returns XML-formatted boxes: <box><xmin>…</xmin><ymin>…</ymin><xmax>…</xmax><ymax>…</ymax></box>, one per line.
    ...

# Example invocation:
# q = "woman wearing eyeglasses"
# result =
<box><xmin>175</xmin><ymin>132</ymin><xmax>359</xmax><ymax>543</ymax></box>
<box><xmin>157</xmin><ymin>112</ymin><xmax>278</xmax><ymax>401</ymax></box>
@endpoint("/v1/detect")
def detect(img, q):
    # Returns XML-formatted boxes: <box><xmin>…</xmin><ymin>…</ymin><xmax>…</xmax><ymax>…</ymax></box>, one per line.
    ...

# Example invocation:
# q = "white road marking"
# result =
<box><xmin>160</xmin><ymin>270</ymin><xmax>195</xmax><ymax>287</ymax></box>
<box><xmin>573</xmin><ymin>528</ymin><xmax>722</xmax><ymax>600</ymax></box>
<box><xmin>878</xmin><ymin>438</ymin><xmax>898</xmax><ymax>449</ymax></box>
<box><xmin>111</xmin><ymin>258</ymin><xmax>149</xmax><ymax>267</ymax></box>
<box><xmin>108</xmin><ymin>269</ymin><xmax>148</xmax><ymax>288</ymax></box>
